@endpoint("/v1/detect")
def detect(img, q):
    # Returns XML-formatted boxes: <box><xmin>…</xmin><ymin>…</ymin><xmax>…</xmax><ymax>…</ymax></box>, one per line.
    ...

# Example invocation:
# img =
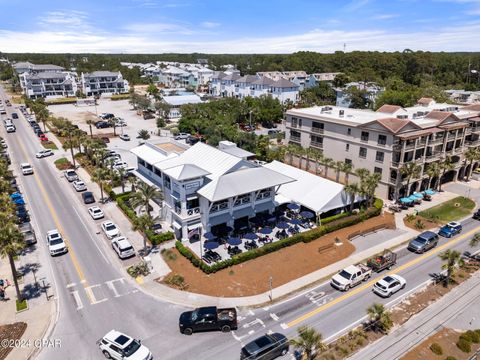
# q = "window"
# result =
<box><xmin>163</xmin><ymin>175</ymin><xmax>171</xmax><ymax>190</ymax></box>
<box><xmin>345</xmin><ymin>158</ymin><xmax>352</xmax><ymax>165</ymax></box>
<box><xmin>290</xmin><ymin>130</ymin><xmax>301</xmax><ymax>142</ymax></box>
<box><xmin>312</xmin><ymin>122</ymin><xmax>324</xmax><ymax>133</ymax></box>
<box><xmin>378</xmin><ymin>134</ymin><xmax>387</xmax><ymax>146</ymax></box>
<box><xmin>138</xmin><ymin>159</ymin><xmax>145</xmax><ymax>167</ymax></box>
<box><xmin>310</xmin><ymin>135</ymin><xmax>323</xmax><ymax>148</ymax></box>
<box><xmin>347</xmin><ymin>128</ymin><xmax>351</xmax><ymax>136</ymax></box>
<box><xmin>345</xmin><ymin>143</ymin><xmax>350</xmax><ymax>152</ymax></box>
<box><xmin>291</xmin><ymin>117</ymin><xmax>302</xmax><ymax>128</ymax></box>
<box><xmin>234</xmin><ymin>193</ymin><xmax>251</xmax><ymax>206</ymax></box>
<box><xmin>376</xmin><ymin>151</ymin><xmax>385</xmax><ymax>163</ymax></box>
<box><xmin>359</xmin><ymin>147</ymin><xmax>367</xmax><ymax>158</ymax></box>
<box><xmin>361</xmin><ymin>131</ymin><xmax>369</xmax><ymax>142</ymax></box>
<box><xmin>374</xmin><ymin>167</ymin><xmax>383</xmax><ymax>175</ymax></box>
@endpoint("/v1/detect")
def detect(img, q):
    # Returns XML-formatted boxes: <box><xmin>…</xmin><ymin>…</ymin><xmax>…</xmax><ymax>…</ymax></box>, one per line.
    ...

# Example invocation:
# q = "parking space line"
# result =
<box><xmin>71</xmin><ymin>290</ymin><xmax>83</xmax><ymax>310</ymax></box>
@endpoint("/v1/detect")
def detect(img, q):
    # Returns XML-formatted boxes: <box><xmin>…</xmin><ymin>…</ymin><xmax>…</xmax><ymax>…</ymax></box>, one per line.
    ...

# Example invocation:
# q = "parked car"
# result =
<box><xmin>408</xmin><ymin>231</ymin><xmax>439</xmax><ymax>253</ymax></box>
<box><xmin>64</xmin><ymin>169</ymin><xmax>78</xmax><ymax>182</ymax></box>
<box><xmin>16</xmin><ymin>208</ymin><xmax>30</xmax><ymax>223</ymax></box>
<box><xmin>113</xmin><ymin>161</ymin><xmax>128</xmax><ymax>170</ymax></box>
<box><xmin>11</xmin><ymin>113</ymin><xmax>18</xmax><ymax>119</ymax></box>
<box><xmin>20</xmin><ymin>163</ymin><xmax>34</xmax><ymax>175</ymax></box>
<box><xmin>72</xmin><ymin>180</ymin><xmax>87</xmax><ymax>192</ymax></box>
<box><xmin>82</xmin><ymin>191</ymin><xmax>95</xmax><ymax>204</ymax></box>
<box><xmin>473</xmin><ymin>209</ymin><xmax>480</xmax><ymax>220</ymax></box>
<box><xmin>179</xmin><ymin>306</ymin><xmax>237</xmax><ymax>335</ymax></box>
<box><xmin>240</xmin><ymin>333</ymin><xmax>289</xmax><ymax>360</ymax></box>
<box><xmin>174</xmin><ymin>133</ymin><xmax>190</xmax><ymax>140</ymax></box>
<box><xmin>112</xmin><ymin>237</ymin><xmax>135</xmax><ymax>259</ymax></box>
<box><xmin>95</xmin><ymin>121</ymin><xmax>110</xmax><ymax>129</ymax></box>
<box><xmin>97</xmin><ymin>330</ymin><xmax>152</xmax><ymax>360</ymax></box>
<box><xmin>101</xmin><ymin>221</ymin><xmax>120</xmax><ymax>239</ymax></box>
<box><xmin>46</xmin><ymin>229</ymin><xmax>68</xmax><ymax>256</ymax></box>
<box><xmin>99</xmin><ymin>113</ymin><xmax>115</xmax><ymax>120</ymax></box>
<box><xmin>151</xmin><ymin>223</ymin><xmax>162</xmax><ymax>235</ymax></box>
<box><xmin>119</xmin><ymin>134</ymin><xmax>130</xmax><ymax>141</ymax></box>
<box><xmin>39</xmin><ymin>134</ymin><xmax>49</xmax><ymax>142</ymax></box>
<box><xmin>331</xmin><ymin>264</ymin><xmax>372</xmax><ymax>291</ymax></box>
<box><xmin>6</xmin><ymin>125</ymin><xmax>16</xmax><ymax>133</ymax></box>
<box><xmin>372</xmin><ymin>274</ymin><xmax>406</xmax><ymax>298</ymax></box>
<box><xmin>88</xmin><ymin>206</ymin><xmax>104</xmax><ymax>220</ymax></box>
<box><xmin>36</xmin><ymin>149</ymin><xmax>53</xmax><ymax>158</ymax></box>
<box><xmin>19</xmin><ymin>222</ymin><xmax>37</xmax><ymax>246</ymax></box>
<box><xmin>438</xmin><ymin>221</ymin><xmax>462</xmax><ymax>238</ymax></box>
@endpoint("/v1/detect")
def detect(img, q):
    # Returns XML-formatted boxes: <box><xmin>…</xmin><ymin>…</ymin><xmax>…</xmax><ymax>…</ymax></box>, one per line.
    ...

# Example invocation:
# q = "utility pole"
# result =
<box><xmin>268</xmin><ymin>276</ymin><xmax>273</xmax><ymax>302</ymax></box>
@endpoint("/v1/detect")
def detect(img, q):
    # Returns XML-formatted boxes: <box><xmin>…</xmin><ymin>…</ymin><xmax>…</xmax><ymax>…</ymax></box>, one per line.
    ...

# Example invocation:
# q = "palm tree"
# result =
<box><xmin>342</xmin><ymin>161</ymin><xmax>353</xmax><ymax>184</ymax></box>
<box><xmin>86</xmin><ymin>119</ymin><xmax>95</xmax><ymax>138</ymax></box>
<box><xmin>426</xmin><ymin>162</ymin><xmax>441</xmax><ymax>191</ymax></box>
<box><xmin>400</xmin><ymin>162</ymin><xmax>421</xmax><ymax>197</ymax></box>
<box><xmin>116</xmin><ymin>168</ymin><xmax>127</xmax><ymax>194</ymax></box>
<box><xmin>304</xmin><ymin>148</ymin><xmax>313</xmax><ymax>171</ymax></box>
<box><xmin>334</xmin><ymin>161</ymin><xmax>344</xmax><ymax>182</ymax></box>
<box><xmin>439</xmin><ymin>249</ymin><xmax>464</xmax><ymax>287</ymax></box>
<box><xmin>470</xmin><ymin>232</ymin><xmax>480</xmax><ymax>248</ymax></box>
<box><xmin>128</xmin><ymin>176</ymin><xmax>138</xmax><ymax>193</ymax></box>
<box><xmin>132</xmin><ymin>214</ymin><xmax>154</xmax><ymax>254</ymax></box>
<box><xmin>286</xmin><ymin>144</ymin><xmax>299</xmax><ymax>165</ymax></box>
<box><xmin>367</xmin><ymin>303</ymin><xmax>393</xmax><ymax>333</ymax></box>
<box><xmin>297</xmin><ymin>147</ymin><xmax>305</xmax><ymax>169</ymax></box>
<box><xmin>290</xmin><ymin>326</ymin><xmax>326</xmax><ymax>360</ymax></box>
<box><xmin>0</xmin><ymin>223</ymin><xmax>26</xmax><ymax>302</ymax></box>
<box><xmin>62</xmin><ymin>138</ymin><xmax>77</xmax><ymax>168</ymax></box>
<box><xmin>439</xmin><ymin>156</ymin><xmax>454</xmax><ymax>192</ymax></box>
<box><xmin>36</xmin><ymin>107</ymin><xmax>50</xmax><ymax>132</ymax></box>
<box><xmin>365</xmin><ymin>173</ymin><xmax>381</xmax><ymax>207</ymax></box>
<box><xmin>322</xmin><ymin>157</ymin><xmax>334</xmax><ymax>178</ymax></box>
<box><xmin>137</xmin><ymin>129</ymin><xmax>150</xmax><ymax>141</ymax></box>
<box><xmin>309</xmin><ymin>148</ymin><xmax>323</xmax><ymax>175</ymax></box>
<box><xmin>92</xmin><ymin>168</ymin><xmax>111</xmax><ymax>201</ymax></box>
<box><xmin>464</xmin><ymin>147</ymin><xmax>478</xmax><ymax>181</ymax></box>
<box><xmin>344</xmin><ymin>183</ymin><xmax>360</xmax><ymax>213</ymax></box>
<box><xmin>355</xmin><ymin>168</ymin><xmax>370</xmax><ymax>182</ymax></box>
<box><xmin>130</xmin><ymin>182</ymin><xmax>163</xmax><ymax>219</ymax></box>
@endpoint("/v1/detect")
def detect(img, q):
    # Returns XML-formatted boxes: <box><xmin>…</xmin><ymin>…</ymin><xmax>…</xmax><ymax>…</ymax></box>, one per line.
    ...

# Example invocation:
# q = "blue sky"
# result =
<box><xmin>0</xmin><ymin>0</ymin><xmax>479</xmax><ymax>53</ymax></box>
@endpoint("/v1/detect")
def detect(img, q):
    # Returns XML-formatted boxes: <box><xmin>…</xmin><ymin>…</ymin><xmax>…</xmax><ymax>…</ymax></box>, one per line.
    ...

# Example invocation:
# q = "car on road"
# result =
<box><xmin>240</xmin><ymin>333</ymin><xmax>289</xmax><ymax>360</ymax></box>
<box><xmin>20</xmin><ymin>163</ymin><xmax>34</xmax><ymax>175</ymax></box>
<box><xmin>97</xmin><ymin>330</ymin><xmax>152</xmax><ymax>360</ymax></box>
<box><xmin>46</xmin><ymin>229</ymin><xmax>68</xmax><ymax>256</ymax></box>
<box><xmin>111</xmin><ymin>237</ymin><xmax>135</xmax><ymax>259</ymax></box>
<box><xmin>101</xmin><ymin>221</ymin><xmax>120</xmax><ymax>239</ymax></box>
<box><xmin>174</xmin><ymin>133</ymin><xmax>190</xmax><ymax>140</ymax></box>
<box><xmin>73</xmin><ymin>180</ymin><xmax>87</xmax><ymax>192</ymax></box>
<box><xmin>473</xmin><ymin>209</ymin><xmax>480</xmax><ymax>220</ymax></box>
<box><xmin>408</xmin><ymin>231</ymin><xmax>439</xmax><ymax>253</ymax></box>
<box><xmin>88</xmin><ymin>206</ymin><xmax>104</xmax><ymax>220</ymax></box>
<box><xmin>82</xmin><ymin>191</ymin><xmax>95</xmax><ymax>204</ymax></box>
<box><xmin>119</xmin><ymin>134</ymin><xmax>130</xmax><ymax>141</ymax></box>
<box><xmin>331</xmin><ymin>264</ymin><xmax>372</xmax><ymax>291</ymax></box>
<box><xmin>438</xmin><ymin>221</ymin><xmax>462</xmax><ymax>238</ymax></box>
<box><xmin>6</xmin><ymin>125</ymin><xmax>15</xmax><ymax>133</ymax></box>
<box><xmin>179</xmin><ymin>306</ymin><xmax>237</xmax><ymax>335</ymax></box>
<box><xmin>372</xmin><ymin>274</ymin><xmax>406</xmax><ymax>298</ymax></box>
<box><xmin>11</xmin><ymin>113</ymin><xmax>18</xmax><ymax>119</ymax></box>
<box><xmin>36</xmin><ymin>149</ymin><xmax>53</xmax><ymax>158</ymax></box>
<box><xmin>64</xmin><ymin>169</ymin><xmax>78</xmax><ymax>182</ymax></box>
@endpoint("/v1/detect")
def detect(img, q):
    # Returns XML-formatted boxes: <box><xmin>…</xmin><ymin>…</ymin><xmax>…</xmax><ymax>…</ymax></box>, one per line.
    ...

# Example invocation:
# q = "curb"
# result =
<box><xmin>27</xmin><ymin>297</ymin><xmax>58</xmax><ymax>360</ymax></box>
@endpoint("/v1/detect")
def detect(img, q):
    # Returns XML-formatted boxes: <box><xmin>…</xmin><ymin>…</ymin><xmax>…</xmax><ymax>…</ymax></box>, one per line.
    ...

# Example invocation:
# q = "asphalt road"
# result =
<box><xmin>1</xmin><ymin>86</ymin><xmax>479</xmax><ymax>360</ymax></box>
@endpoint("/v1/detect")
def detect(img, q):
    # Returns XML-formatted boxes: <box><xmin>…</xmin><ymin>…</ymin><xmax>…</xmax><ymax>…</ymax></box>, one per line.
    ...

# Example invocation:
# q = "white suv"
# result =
<box><xmin>112</xmin><ymin>237</ymin><xmax>135</xmax><ymax>259</ymax></box>
<box><xmin>20</xmin><ymin>163</ymin><xmax>34</xmax><ymax>175</ymax></box>
<box><xmin>97</xmin><ymin>330</ymin><xmax>152</xmax><ymax>360</ymax></box>
<box><xmin>101</xmin><ymin>221</ymin><xmax>120</xmax><ymax>239</ymax></box>
<box><xmin>46</xmin><ymin>229</ymin><xmax>68</xmax><ymax>256</ymax></box>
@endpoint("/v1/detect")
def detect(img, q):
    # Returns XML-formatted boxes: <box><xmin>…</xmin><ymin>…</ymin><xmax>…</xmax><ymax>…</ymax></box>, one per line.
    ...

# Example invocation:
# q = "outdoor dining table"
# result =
<box><xmin>289</xmin><ymin>218</ymin><xmax>303</xmax><ymax>225</ymax></box>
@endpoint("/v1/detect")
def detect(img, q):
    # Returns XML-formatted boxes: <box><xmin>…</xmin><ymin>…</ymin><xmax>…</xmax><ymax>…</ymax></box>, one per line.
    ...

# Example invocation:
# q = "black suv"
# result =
<box><xmin>11</xmin><ymin>113</ymin><xmax>18</xmax><ymax>119</ymax></box>
<box><xmin>95</xmin><ymin>121</ymin><xmax>110</xmax><ymax>129</ymax></box>
<box><xmin>82</xmin><ymin>192</ymin><xmax>95</xmax><ymax>204</ymax></box>
<box><xmin>473</xmin><ymin>209</ymin><xmax>480</xmax><ymax>220</ymax></box>
<box><xmin>241</xmin><ymin>333</ymin><xmax>289</xmax><ymax>360</ymax></box>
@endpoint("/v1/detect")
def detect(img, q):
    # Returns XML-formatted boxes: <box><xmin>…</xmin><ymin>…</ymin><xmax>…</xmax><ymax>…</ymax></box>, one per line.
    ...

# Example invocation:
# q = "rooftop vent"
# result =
<box><xmin>339</xmin><ymin>110</ymin><xmax>345</xmax><ymax>117</ymax></box>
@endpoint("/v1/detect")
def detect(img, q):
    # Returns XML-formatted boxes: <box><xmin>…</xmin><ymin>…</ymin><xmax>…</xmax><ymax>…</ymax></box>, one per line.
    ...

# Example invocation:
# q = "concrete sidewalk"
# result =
<box><xmin>348</xmin><ymin>271</ymin><xmax>480</xmax><ymax>360</ymax></box>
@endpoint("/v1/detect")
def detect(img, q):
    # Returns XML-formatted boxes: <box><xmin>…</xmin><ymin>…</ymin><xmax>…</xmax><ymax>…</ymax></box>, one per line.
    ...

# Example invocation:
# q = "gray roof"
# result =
<box><xmin>26</xmin><ymin>72</ymin><xmax>68</xmax><ymax>80</ymax></box>
<box><xmin>32</xmin><ymin>64</ymin><xmax>64</xmax><ymax>71</ymax></box>
<box><xmin>84</xmin><ymin>71</ymin><xmax>120</xmax><ymax>77</ymax></box>
<box><xmin>272</xmin><ymin>78</ymin><xmax>298</xmax><ymax>88</ymax></box>
<box><xmin>197</xmin><ymin>167</ymin><xmax>296</xmax><ymax>202</ymax></box>
<box><xmin>211</xmin><ymin>71</ymin><xmax>227</xmax><ymax>80</ymax></box>
<box><xmin>220</xmin><ymin>146</ymin><xmax>255</xmax><ymax>159</ymax></box>
<box><xmin>222</xmin><ymin>73</ymin><xmax>241</xmax><ymax>81</ymax></box>
<box><xmin>235</xmin><ymin>75</ymin><xmax>258</xmax><ymax>84</ymax></box>
<box><xmin>251</xmin><ymin>76</ymin><xmax>275</xmax><ymax>86</ymax></box>
<box><xmin>163</xmin><ymin>164</ymin><xmax>210</xmax><ymax>181</ymax></box>
<box><xmin>13</xmin><ymin>62</ymin><xmax>33</xmax><ymax>69</ymax></box>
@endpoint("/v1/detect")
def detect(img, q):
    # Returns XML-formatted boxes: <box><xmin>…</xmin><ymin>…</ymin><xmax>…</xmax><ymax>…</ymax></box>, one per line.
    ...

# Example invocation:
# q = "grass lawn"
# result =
<box><xmin>42</xmin><ymin>141</ymin><xmax>58</xmax><ymax>150</ymax></box>
<box><xmin>54</xmin><ymin>157</ymin><xmax>72</xmax><ymax>170</ymax></box>
<box><xmin>15</xmin><ymin>299</ymin><xmax>28</xmax><ymax>312</ymax></box>
<box><xmin>419</xmin><ymin>196</ymin><xmax>475</xmax><ymax>223</ymax></box>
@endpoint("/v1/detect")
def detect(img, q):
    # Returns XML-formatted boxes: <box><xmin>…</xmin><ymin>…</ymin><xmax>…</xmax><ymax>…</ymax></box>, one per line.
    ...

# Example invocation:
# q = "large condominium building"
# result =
<box><xmin>19</xmin><ymin>72</ymin><xmax>77</xmax><ymax>99</ymax></box>
<box><xmin>210</xmin><ymin>72</ymin><xmax>300</xmax><ymax>104</ymax></box>
<box><xmin>285</xmin><ymin>99</ymin><xmax>480</xmax><ymax>200</ymax></box>
<box><xmin>81</xmin><ymin>71</ymin><xmax>129</xmax><ymax>96</ymax></box>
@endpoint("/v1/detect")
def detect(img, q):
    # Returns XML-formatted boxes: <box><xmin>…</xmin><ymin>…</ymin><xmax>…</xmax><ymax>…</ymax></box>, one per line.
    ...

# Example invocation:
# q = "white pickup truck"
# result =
<box><xmin>331</xmin><ymin>264</ymin><xmax>372</xmax><ymax>291</ymax></box>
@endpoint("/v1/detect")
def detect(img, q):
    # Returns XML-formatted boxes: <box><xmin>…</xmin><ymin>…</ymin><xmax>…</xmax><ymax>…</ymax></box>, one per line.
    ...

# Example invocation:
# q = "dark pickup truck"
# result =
<box><xmin>179</xmin><ymin>306</ymin><xmax>237</xmax><ymax>335</ymax></box>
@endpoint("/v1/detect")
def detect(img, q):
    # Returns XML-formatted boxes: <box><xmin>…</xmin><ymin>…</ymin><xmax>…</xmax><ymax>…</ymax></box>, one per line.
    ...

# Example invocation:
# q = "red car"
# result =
<box><xmin>39</xmin><ymin>134</ymin><xmax>49</xmax><ymax>142</ymax></box>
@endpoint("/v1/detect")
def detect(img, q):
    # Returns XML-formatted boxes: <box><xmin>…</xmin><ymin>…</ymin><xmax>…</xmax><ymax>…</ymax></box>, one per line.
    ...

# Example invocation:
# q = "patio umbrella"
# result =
<box><xmin>12</xmin><ymin>198</ymin><xmax>25</xmax><ymax>205</ymax></box>
<box><xmin>287</xmin><ymin>203</ymin><xmax>300</xmax><ymax>210</ymax></box>
<box><xmin>276</xmin><ymin>221</ymin><xmax>290</xmax><ymax>229</ymax></box>
<box><xmin>243</xmin><ymin>232</ymin><xmax>258</xmax><ymax>240</ymax></box>
<box><xmin>227</xmin><ymin>237</ymin><xmax>242</xmax><ymax>246</ymax></box>
<box><xmin>400</xmin><ymin>197</ymin><xmax>413</xmax><ymax>204</ymax></box>
<box><xmin>10</xmin><ymin>192</ymin><xmax>22</xmax><ymax>199</ymax></box>
<box><xmin>204</xmin><ymin>241</ymin><xmax>220</xmax><ymax>250</ymax></box>
<box><xmin>299</xmin><ymin>211</ymin><xmax>315</xmax><ymax>219</ymax></box>
<box><xmin>203</xmin><ymin>232</ymin><xmax>216</xmax><ymax>240</ymax></box>
<box><xmin>425</xmin><ymin>189</ymin><xmax>435</xmax><ymax>196</ymax></box>
<box><xmin>289</xmin><ymin>218</ymin><xmax>303</xmax><ymax>225</ymax></box>
<box><xmin>258</xmin><ymin>227</ymin><xmax>273</xmax><ymax>235</ymax></box>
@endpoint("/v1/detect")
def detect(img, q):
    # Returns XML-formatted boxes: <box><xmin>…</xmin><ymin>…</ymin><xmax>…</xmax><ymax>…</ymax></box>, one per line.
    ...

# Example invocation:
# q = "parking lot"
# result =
<box><xmin>47</xmin><ymin>99</ymin><xmax>172</xmax><ymax>168</ymax></box>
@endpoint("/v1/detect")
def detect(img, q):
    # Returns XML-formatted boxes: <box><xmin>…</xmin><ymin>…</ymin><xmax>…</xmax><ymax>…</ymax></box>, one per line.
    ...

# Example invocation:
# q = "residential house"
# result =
<box><xmin>81</xmin><ymin>71</ymin><xmax>129</xmax><ymax>96</ymax></box>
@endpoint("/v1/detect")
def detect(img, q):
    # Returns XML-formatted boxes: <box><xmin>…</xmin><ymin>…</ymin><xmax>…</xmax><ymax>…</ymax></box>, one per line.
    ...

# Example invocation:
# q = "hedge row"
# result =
<box><xmin>321</xmin><ymin>211</ymin><xmax>350</xmax><ymax>225</ymax></box>
<box><xmin>116</xmin><ymin>192</ymin><xmax>174</xmax><ymax>245</ymax></box>
<box><xmin>110</xmin><ymin>94</ymin><xmax>130</xmax><ymax>101</ymax></box>
<box><xmin>45</xmin><ymin>97</ymin><xmax>78</xmax><ymax>105</ymax></box>
<box><xmin>176</xmin><ymin>199</ymin><xmax>383</xmax><ymax>274</ymax></box>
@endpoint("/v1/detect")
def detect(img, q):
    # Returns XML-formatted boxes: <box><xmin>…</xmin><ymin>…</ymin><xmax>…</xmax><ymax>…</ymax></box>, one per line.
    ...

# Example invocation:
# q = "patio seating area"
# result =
<box><xmin>186</xmin><ymin>204</ymin><xmax>317</xmax><ymax>264</ymax></box>
<box><xmin>388</xmin><ymin>189</ymin><xmax>437</xmax><ymax>212</ymax></box>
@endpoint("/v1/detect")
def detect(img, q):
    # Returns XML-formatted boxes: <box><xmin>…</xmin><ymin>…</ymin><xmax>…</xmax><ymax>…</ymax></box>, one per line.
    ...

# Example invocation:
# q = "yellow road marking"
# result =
<box><xmin>16</xmin><ymin>133</ymin><xmax>91</xmax><ymax>296</ymax></box>
<box><xmin>287</xmin><ymin>226</ymin><xmax>480</xmax><ymax>328</ymax></box>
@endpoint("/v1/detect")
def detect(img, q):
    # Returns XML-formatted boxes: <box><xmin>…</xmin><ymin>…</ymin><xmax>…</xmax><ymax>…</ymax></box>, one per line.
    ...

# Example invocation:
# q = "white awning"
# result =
<box><xmin>172</xmin><ymin>221</ymin><xmax>182</xmax><ymax>230</ymax></box>
<box><xmin>187</xmin><ymin>223</ymin><xmax>202</xmax><ymax>230</ymax></box>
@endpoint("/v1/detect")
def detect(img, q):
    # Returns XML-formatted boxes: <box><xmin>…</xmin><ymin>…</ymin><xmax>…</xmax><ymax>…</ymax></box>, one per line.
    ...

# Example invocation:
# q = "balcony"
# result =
<box><xmin>465</xmin><ymin>128</ymin><xmax>472</xmax><ymax>135</ymax></box>
<box><xmin>185</xmin><ymin>207</ymin><xmax>201</xmax><ymax>216</ymax></box>
<box><xmin>210</xmin><ymin>202</ymin><xmax>229</xmax><ymax>214</ymax></box>
<box><xmin>428</xmin><ymin>137</ymin><xmax>444</xmax><ymax>145</ymax></box>
<box><xmin>472</xmin><ymin>127</ymin><xmax>480</xmax><ymax>134</ymax></box>
<box><xmin>466</xmin><ymin>139</ymin><xmax>480</xmax><ymax>146</ymax></box>
<box><xmin>404</xmin><ymin>143</ymin><xmax>416</xmax><ymax>151</ymax></box>
<box><xmin>310</xmin><ymin>141</ymin><xmax>323</xmax><ymax>149</ymax></box>
<box><xmin>311</xmin><ymin>127</ymin><xmax>324</xmax><ymax>134</ymax></box>
<box><xmin>290</xmin><ymin>136</ymin><xmax>301</xmax><ymax>142</ymax></box>
<box><xmin>391</xmin><ymin>161</ymin><xmax>401</xmax><ymax>168</ymax></box>
<box><xmin>425</xmin><ymin>152</ymin><xmax>441</xmax><ymax>161</ymax></box>
<box><xmin>389</xmin><ymin>177</ymin><xmax>397</xmax><ymax>184</ymax></box>
<box><xmin>447</xmin><ymin>133</ymin><xmax>456</xmax><ymax>140</ymax></box>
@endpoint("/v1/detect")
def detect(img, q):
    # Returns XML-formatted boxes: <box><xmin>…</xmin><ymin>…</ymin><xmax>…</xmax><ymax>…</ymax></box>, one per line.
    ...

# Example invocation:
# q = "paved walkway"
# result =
<box><xmin>348</xmin><ymin>271</ymin><xmax>480</xmax><ymax>360</ymax></box>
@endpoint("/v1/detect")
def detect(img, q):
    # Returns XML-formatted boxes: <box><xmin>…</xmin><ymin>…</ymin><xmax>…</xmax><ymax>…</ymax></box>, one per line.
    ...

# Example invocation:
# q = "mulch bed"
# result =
<box><xmin>404</xmin><ymin>215</ymin><xmax>439</xmax><ymax>231</ymax></box>
<box><xmin>158</xmin><ymin>212</ymin><xmax>395</xmax><ymax>297</ymax></box>
<box><xmin>0</xmin><ymin>322</ymin><xmax>27</xmax><ymax>360</ymax></box>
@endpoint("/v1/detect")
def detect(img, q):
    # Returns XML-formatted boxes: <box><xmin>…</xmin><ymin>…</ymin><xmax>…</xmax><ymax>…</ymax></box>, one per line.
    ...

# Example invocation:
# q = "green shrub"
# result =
<box><xmin>429</xmin><ymin>342</ymin><xmax>443</xmax><ymax>355</ymax></box>
<box><xmin>462</xmin><ymin>330</ymin><xmax>480</xmax><ymax>344</ymax></box>
<box><xmin>415</xmin><ymin>219</ymin><xmax>425</xmax><ymax>229</ymax></box>
<box><xmin>110</xmin><ymin>94</ymin><xmax>130</xmax><ymax>101</ymax></box>
<box><xmin>445</xmin><ymin>357</ymin><xmax>457</xmax><ymax>360</ymax></box>
<box><xmin>321</xmin><ymin>212</ymin><xmax>350</xmax><ymax>225</ymax></box>
<box><xmin>161</xmin><ymin>249</ymin><xmax>177</xmax><ymax>261</ymax></box>
<box><xmin>45</xmin><ymin>97</ymin><xmax>77</xmax><ymax>105</ymax></box>
<box><xmin>456</xmin><ymin>338</ymin><xmax>471</xmax><ymax>353</ymax></box>
<box><xmin>165</xmin><ymin>274</ymin><xmax>188</xmax><ymax>289</ymax></box>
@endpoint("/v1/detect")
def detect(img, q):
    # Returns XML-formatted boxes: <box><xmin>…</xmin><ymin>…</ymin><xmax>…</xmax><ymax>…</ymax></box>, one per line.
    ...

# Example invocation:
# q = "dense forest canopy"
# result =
<box><xmin>1</xmin><ymin>51</ymin><xmax>480</xmax><ymax>90</ymax></box>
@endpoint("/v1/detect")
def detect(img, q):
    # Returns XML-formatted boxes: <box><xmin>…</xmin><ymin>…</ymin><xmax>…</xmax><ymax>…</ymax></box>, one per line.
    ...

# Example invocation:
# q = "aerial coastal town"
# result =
<box><xmin>0</xmin><ymin>1</ymin><xmax>480</xmax><ymax>360</ymax></box>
